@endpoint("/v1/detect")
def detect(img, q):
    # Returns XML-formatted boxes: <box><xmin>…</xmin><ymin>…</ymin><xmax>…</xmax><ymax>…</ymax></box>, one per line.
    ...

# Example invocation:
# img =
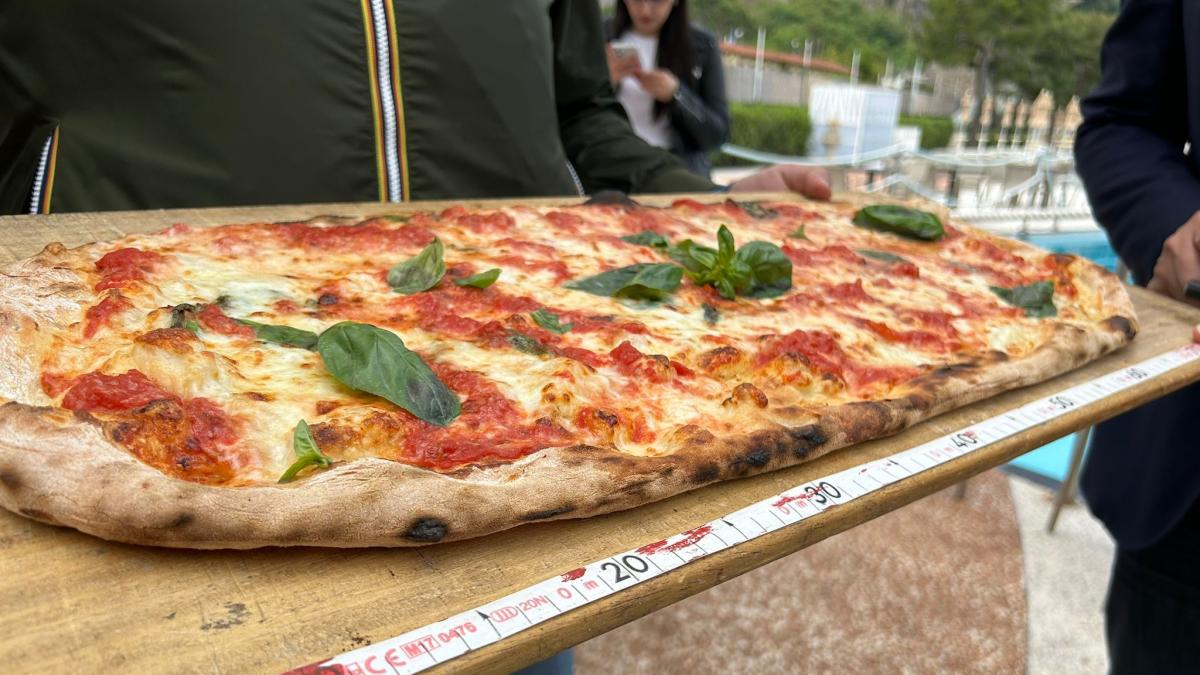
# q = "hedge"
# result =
<box><xmin>899</xmin><ymin>115</ymin><xmax>953</xmax><ymax>149</ymax></box>
<box><xmin>712</xmin><ymin>103</ymin><xmax>813</xmax><ymax>167</ymax></box>
<box><xmin>710</xmin><ymin>106</ymin><xmax>953</xmax><ymax>164</ymax></box>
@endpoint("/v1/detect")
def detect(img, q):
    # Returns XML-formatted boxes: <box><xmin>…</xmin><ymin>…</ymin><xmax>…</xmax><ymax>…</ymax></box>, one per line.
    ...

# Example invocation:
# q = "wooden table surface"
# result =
<box><xmin>1</xmin><ymin>197</ymin><xmax>1198</xmax><ymax>674</ymax></box>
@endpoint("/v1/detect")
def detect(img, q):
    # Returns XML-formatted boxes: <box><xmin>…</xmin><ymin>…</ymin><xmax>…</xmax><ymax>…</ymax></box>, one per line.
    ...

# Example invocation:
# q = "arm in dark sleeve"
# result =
<box><xmin>1074</xmin><ymin>0</ymin><xmax>1200</xmax><ymax>285</ymax></box>
<box><xmin>550</xmin><ymin>0</ymin><xmax>716</xmax><ymax>194</ymax></box>
<box><xmin>668</xmin><ymin>30</ymin><xmax>731</xmax><ymax>152</ymax></box>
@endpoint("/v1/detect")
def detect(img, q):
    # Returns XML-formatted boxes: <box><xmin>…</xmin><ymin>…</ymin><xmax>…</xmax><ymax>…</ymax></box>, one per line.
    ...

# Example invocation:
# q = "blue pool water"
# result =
<box><xmin>1006</xmin><ymin>229</ymin><xmax>1118</xmax><ymax>484</ymax></box>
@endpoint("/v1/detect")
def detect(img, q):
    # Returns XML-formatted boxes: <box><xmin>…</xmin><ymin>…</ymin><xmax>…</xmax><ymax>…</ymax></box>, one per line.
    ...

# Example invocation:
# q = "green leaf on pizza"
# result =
<box><xmin>702</xmin><ymin>303</ymin><xmax>720</xmax><ymax>325</ymax></box>
<box><xmin>788</xmin><ymin>224</ymin><xmax>809</xmax><ymax>241</ymax></box>
<box><xmin>852</xmin><ymin>205</ymin><xmax>945</xmax><ymax>241</ymax></box>
<box><xmin>620</xmin><ymin>230</ymin><xmax>670</xmax><ymax>248</ymax></box>
<box><xmin>531</xmin><ymin>308</ymin><xmax>573</xmax><ymax>334</ymax></box>
<box><xmin>317</xmin><ymin>321</ymin><xmax>461</xmax><ymax>426</ymax></box>
<box><xmin>990</xmin><ymin>281</ymin><xmax>1057</xmax><ymax>318</ymax></box>
<box><xmin>507</xmin><ymin>330</ymin><xmax>549</xmax><ymax>355</ymax></box>
<box><xmin>236</xmin><ymin>318</ymin><xmax>320</xmax><ymax>350</ymax></box>
<box><xmin>565</xmin><ymin>263</ymin><xmax>683</xmax><ymax>301</ymax></box>
<box><xmin>736</xmin><ymin>200</ymin><xmax>779</xmax><ymax>220</ymax></box>
<box><xmin>671</xmin><ymin>225</ymin><xmax>793</xmax><ymax>300</ymax></box>
<box><xmin>183</xmin><ymin>320</ymin><xmax>201</xmax><ymax>335</ymax></box>
<box><xmin>858</xmin><ymin>249</ymin><xmax>911</xmax><ymax>265</ymax></box>
<box><xmin>278</xmin><ymin>420</ymin><xmax>334</xmax><ymax>483</ymax></box>
<box><xmin>387</xmin><ymin>238</ymin><xmax>445</xmax><ymax>294</ymax></box>
<box><xmin>453</xmin><ymin>268</ymin><xmax>501</xmax><ymax>289</ymax></box>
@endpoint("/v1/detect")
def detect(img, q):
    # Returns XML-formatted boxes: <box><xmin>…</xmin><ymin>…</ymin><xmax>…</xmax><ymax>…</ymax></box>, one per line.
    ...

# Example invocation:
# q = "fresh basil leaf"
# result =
<box><xmin>183</xmin><ymin>320</ymin><xmax>200</xmax><ymax>334</ymax></box>
<box><xmin>736</xmin><ymin>200</ymin><xmax>779</xmax><ymax>220</ymax></box>
<box><xmin>564</xmin><ymin>263</ymin><xmax>683</xmax><ymax>301</ymax></box>
<box><xmin>507</xmin><ymin>330</ymin><xmax>548</xmax><ymax>355</ymax></box>
<box><xmin>237</xmin><ymin>318</ymin><xmax>320</xmax><ymax>350</ymax></box>
<box><xmin>717</xmin><ymin>225</ymin><xmax>737</xmax><ymax>265</ymax></box>
<box><xmin>858</xmin><ymin>249</ymin><xmax>911</xmax><ymax>265</ymax></box>
<box><xmin>620</xmin><ymin>230</ymin><xmax>669</xmax><ymax>248</ymax></box>
<box><xmin>853</xmin><ymin>205</ymin><xmax>945</xmax><ymax>241</ymax></box>
<box><xmin>278</xmin><ymin>420</ymin><xmax>334</xmax><ymax>483</ymax></box>
<box><xmin>789</xmin><ymin>224</ymin><xmax>809</xmax><ymax>241</ymax></box>
<box><xmin>387</xmin><ymin>238</ymin><xmax>445</xmax><ymax>294</ymax></box>
<box><xmin>702</xmin><ymin>303</ymin><xmax>720</xmax><ymax>324</ymax></box>
<box><xmin>733</xmin><ymin>241</ymin><xmax>794</xmax><ymax>298</ymax></box>
<box><xmin>531</xmin><ymin>308</ymin><xmax>573</xmax><ymax>334</ymax></box>
<box><xmin>990</xmin><ymin>281</ymin><xmax>1057</xmax><ymax>318</ymax></box>
<box><xmin>667</xmin><ymin>240</ymin><xmax>716</xmax><ymax>276</ymax></box>
<box><xmin>317</xmin><ymin>322</ymin><xmax>461</xmax><ymax>426</ymax></box>
<box><xmin>453</xmin><ymin>268</ymin><xmax>501</xmax><ymax>289</ymax></box>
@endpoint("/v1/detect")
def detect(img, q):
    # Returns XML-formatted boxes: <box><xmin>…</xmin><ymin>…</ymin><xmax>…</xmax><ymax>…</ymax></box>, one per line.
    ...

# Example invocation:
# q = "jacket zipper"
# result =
<box><xmin>368</xmin><ymin>0</ymin><xmax>403</xmax><ymax>202</ymax></box>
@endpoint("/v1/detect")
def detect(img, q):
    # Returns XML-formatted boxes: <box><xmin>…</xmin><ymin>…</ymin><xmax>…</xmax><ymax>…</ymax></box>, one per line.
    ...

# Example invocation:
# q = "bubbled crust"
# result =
<box><xmin>0</xmin><ymin>207</ymin><xmax>1139</xmax><ymax>548</ymax></box>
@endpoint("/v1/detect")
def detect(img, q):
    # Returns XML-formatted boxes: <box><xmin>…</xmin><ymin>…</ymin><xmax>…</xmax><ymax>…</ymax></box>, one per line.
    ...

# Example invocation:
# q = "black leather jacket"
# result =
<box><xmin>605</xmin><ymin>21</ymin><xmax>731</xmax><ymax>179</ymax></box>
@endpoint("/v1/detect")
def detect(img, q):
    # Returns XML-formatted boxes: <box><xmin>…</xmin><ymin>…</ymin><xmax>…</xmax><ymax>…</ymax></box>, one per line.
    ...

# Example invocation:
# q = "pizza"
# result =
<box><xmin>0</xmin><ymin>194</ymin><xmax>1136</xmax><ymax>548</ymax></box>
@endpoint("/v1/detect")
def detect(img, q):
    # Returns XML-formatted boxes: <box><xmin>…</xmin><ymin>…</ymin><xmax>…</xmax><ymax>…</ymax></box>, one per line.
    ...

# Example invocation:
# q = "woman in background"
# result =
<box><xmin>606</xmin><ymin>0</ymin><xmax>730</xmax><ymax>179</ymax></box>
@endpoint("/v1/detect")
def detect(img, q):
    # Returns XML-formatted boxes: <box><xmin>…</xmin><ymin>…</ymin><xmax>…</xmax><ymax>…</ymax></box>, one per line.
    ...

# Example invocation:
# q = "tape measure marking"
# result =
<box><xmin>286</xmin><ymin>343</ymin><xmax>1200</xmax><ymax>675</ymax></box>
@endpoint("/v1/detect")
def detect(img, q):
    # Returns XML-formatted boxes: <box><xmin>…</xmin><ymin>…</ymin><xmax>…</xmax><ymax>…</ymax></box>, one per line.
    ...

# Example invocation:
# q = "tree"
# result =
<box><xmin>690</xmin><ymin>0</ymin><xmax>916</xmax><ymax>81</ymax></box>
<box><xmin>995</xmin><ymin>8</ymin><xmax>1113</xmax><ymax>142</ymax></box>
<box><xmin>920</xmin><ymin>0</ymin><xmax>1053</xmax><ymax>144</ymax></box>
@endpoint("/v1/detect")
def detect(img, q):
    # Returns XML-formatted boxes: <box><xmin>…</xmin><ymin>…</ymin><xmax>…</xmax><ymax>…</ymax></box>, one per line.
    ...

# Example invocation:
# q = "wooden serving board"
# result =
<box><xmin>0</xmin><ymin>195</ymin><xmax>1197</xmax><ymax>674</ymax></box>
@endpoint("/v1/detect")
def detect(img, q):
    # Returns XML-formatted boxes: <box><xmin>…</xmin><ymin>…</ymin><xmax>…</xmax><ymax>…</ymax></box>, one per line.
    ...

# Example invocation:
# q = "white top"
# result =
<box><xmin>615</xmin><ymin>31</ymin><xmax>672</xmax><ymax>149</ymax></box>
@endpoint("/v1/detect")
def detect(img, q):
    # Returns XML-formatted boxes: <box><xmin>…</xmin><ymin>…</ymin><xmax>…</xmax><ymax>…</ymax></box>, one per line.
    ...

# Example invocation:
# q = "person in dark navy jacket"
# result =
<box><xmin>1074</xmin><ymin>0</ymin><xmax>1200</xmax><ymax>671</ymax></box>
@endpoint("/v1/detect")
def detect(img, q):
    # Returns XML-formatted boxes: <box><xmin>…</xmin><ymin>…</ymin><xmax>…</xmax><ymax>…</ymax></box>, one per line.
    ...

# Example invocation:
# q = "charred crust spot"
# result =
<box><xmin>729</xmin><ymin>447</ymin><xmax>772</xmax><ymax>473</ymax></box>
<box><xmin>583</xmin><ymin>190</ymin><xmax>640</xmax><ymax>208</ymax></box>
<box><xmin>169</xmin><ymin>513</ymin><xmax>194</xmax><ymax>528</ymax></box>
<box><xmin>691</xmin><ymin>463</ymin><xmax>720</xmax><ymax>483</ymax></box>
<box><xmin>595</xmin><ymin>410</ymin><xmax>619</xmax><ymax>427</ymax></box>
<box><xmin>317</xmin><ymin>293</ymin><xmax>339</xmax><ymax>306</ymax></box>
<box><xmin>1049</xmin><ymin>253</ymin><xmax>1077</xmax><ymax>265</ymax></box>
<box><xmin>244</xmin><ymin>391</ymin><xmax>271</xmax><ymax>402</ymax></box>
<box><xmin>787</xmin><ymin>425</ymin><xmax>828</xmax><ymax>458</ymax></box>
<box><xmin>1104</xmin><ymin>315</ymin><xmax>1136</xmax><ymax>341</ymax></box>
<box><xmin>403</xmin><ymin>517</ymin><xmax>448</xmax><ymax>543</ymax></box>
<box><xmin>520</xmin><ymin>505</ymin><xmax>576</xmax><ymax>521</ymax></box>
<box><xmin>0</xmin><ymin>470</ymin><xmax>20</xmax><ymax>491</ymax></box>
<box><xmin>315</xmin><ymin>401</ymin><xmax>341</xmax><ymax>415</ymax></box>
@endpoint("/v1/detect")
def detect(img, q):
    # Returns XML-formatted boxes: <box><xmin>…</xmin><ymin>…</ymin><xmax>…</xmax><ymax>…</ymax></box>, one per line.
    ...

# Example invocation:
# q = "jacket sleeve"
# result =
<box><xmin>549</xmin><ymin>0</ymin><xmax>716</xmax><ymax>194</ymax></box>
<box><xmin>668</xmin><ymin>30</ymin><xmax>731</xmax><ymax>153</ymax></box>
<box><xmin>1074</xmin><ymin>0</ymin><xmax>1200</xmax><ymax>286</ymax></box>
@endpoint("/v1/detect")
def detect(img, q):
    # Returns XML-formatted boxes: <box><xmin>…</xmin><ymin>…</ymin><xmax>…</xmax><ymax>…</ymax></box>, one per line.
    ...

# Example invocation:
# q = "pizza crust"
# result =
<box><xmin>0</xmin><ymin>204</ymin><xmax>1139</xmax><ymax>548</ymax></box>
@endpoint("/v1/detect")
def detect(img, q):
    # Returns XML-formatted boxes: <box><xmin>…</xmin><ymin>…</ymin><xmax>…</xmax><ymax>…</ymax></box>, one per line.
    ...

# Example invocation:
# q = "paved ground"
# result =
<box><xmin>575</xmin><ymin>472</ymin><xmax>1114</xmax><ymax>674</ymax></box>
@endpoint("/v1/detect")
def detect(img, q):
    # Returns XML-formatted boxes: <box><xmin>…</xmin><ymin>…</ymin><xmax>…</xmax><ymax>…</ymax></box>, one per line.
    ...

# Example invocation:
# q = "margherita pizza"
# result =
<box><xmin>0</xmin><ymin>194</ymin><xmax>1136</xmax><ymax>548</ymax></box>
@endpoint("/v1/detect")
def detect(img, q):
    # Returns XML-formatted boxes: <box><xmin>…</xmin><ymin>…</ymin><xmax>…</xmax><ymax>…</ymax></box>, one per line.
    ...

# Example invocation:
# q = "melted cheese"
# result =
<box><xmin>33</xmin><ymin>202</ymin><xmax>1126</xmax><ymax>483</ymax></box>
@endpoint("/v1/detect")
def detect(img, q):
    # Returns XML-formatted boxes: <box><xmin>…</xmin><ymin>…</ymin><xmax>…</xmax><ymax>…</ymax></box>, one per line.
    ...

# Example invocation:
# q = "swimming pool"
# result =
<box><xmin>1006</xmin><ymin>228</ymin><xmax>1119</xmax><ymax>485</ymax></box>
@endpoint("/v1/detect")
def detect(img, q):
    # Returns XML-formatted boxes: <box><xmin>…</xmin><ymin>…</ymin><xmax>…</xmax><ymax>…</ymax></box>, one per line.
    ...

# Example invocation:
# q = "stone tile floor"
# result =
<box><xmin>575</xmin><ymin>471</ymin><xmax>1113</xmax><ymax>674</ymax></box>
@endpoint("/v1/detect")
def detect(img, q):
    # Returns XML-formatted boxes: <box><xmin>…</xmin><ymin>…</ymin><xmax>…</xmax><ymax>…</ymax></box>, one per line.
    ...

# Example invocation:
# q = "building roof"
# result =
<box><xmin>719</xmin><ymin>42</ymin><xmax>852</xmax><ymax>76</ymax></box>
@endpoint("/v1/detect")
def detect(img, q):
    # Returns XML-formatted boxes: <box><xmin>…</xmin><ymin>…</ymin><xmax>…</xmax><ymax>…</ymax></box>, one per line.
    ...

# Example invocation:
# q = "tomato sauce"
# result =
<box><xmin>94</xmin><ymin>248</ymin><xmax>166</xmax><ymax>291</ymax></box>
<box><xmin>83</xmin><ymin>294</ymin><xmax>132</xmax><ymax>338</ymax></box>
<box><xmin>62</xmin><ymin>370</ymin><xmax>177</xmax><ymax>412</ymax></box>
<box><xmin>543</xmin><ymin>210</ymin><xmax>585</xmax><ymax>233</ymax></box>
<box><xmin>197</xmin><ymin>304</ymin><xmax>255</xmax><ymax>338</ymax></box>
<box><xmin>825</xmin><ymin>279</ymin><xmax>875</xmax><ymax>306</ymax></box>
<box><xmin>40</xmin><ymin>371</ymin><xmax>76</xmax><ymax>398</ymax></box>
<box><xmin>783</xmin><ymin>244</ymin><xmax>865</xmax><ymax>268</ymax></box>
<box><xmin>439</xmin><ymin>207</ymin><xmax>515</xmax><ymax>233</ymax></box>
<box><xmin>858</xmin><ymin>319</ymin><xmax>958</xmax><ymax>353</ymax></box>
<box><xmin>398</xmin><ymin>364</ymin><xmax>572</xmax><ymax>469</ymax></box>
<box><xmin>755</xmin><ymin>329</ymin><xmax>917</xmax><ymax>390</ymax></box>
<box><xmin>273</xmin><ymin>220</ymin><xmax>434</xmax><ymax>252</ymax></box>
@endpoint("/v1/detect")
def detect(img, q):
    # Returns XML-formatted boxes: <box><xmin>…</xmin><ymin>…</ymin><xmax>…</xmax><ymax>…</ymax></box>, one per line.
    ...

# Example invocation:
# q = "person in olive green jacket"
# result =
<box><xmin>0</xmin><ymin>0</ymin><xmax>827</xmax><ymax>215</ymax></box>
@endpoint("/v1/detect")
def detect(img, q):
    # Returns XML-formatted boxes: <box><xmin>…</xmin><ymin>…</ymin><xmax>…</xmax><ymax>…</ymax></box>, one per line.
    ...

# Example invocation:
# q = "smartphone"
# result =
<box><xmin>610</xmin><ymin>42</ymin><xmax>639</xmax><ymax>62</ymax></box>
